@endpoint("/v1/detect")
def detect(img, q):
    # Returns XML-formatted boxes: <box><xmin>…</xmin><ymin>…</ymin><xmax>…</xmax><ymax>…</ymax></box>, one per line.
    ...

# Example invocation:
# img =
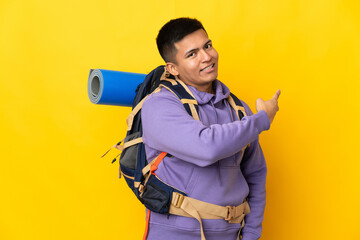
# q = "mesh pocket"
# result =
<box><xmin>120</xmin><ymin>132</ymin><xmax>141</xmax><ymax>169</ymax></box>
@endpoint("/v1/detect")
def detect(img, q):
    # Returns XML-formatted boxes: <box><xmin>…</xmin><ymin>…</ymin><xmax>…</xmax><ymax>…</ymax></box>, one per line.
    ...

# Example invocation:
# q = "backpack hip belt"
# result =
<box><xmin>170</xmin><ymin>191</ymin><xmax>250</xmax><ymax>240</ymax></box>
<box><xmin>170</xmin><ymin>192</ymin><xmax>250</xmax><ymax>223</ymax></box>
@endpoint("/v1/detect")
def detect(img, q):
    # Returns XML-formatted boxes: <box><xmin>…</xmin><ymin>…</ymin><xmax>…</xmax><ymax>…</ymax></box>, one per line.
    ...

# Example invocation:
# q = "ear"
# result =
<box><xmin>165</xmin><ymin>62</ymin><xmax>179</xmax><ymax>76</ymax></box>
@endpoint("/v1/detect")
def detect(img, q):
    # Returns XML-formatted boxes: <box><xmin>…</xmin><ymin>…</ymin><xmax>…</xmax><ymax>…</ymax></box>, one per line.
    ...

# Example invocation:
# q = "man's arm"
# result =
<box><xmin>240</xmin><ymin>100</ymin><xmax>268</xmax><ymax>240</ymax></box>
<box><xmin>141</xmin><ymin>88</ymin><xmax>270</xmax><ymax>167</ymax></box>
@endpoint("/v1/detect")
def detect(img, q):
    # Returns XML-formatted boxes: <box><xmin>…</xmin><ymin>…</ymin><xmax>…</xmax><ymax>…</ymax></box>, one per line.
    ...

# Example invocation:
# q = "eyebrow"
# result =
<box><xmin>184</xmin><ymin>39</ymin><xmax>212</xmax><ymax>57</ymax></box>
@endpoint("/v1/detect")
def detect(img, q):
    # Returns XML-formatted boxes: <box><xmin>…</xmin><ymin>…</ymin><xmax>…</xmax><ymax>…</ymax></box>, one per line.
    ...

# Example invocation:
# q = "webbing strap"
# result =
<box><xmin>123</xmin><ymin>137</ymin><xmax>143</xmax><ymax>150</ymax></box>
<box><xmin>139</xmin><ymin>151</ymin><xmax>168</xmax><ymax>197</ymax></box>
<box><xmin>142</xmin><ymin>151</ymin><xmax>168</xmax><ymax>176</ymax></box>
<box><xmin>100</xmin><ymin>137</ymin><xmax>125</xmax><ymax>158</ymax></box>
<box><xmin>174</xmin><ymin>75</ymin><xmax>197</xmax><ymax>100</ymax></box>
<box><xmin>126</xmin><ymin>96</ymin><xmax>147</xmax><ymax>131</ymax></box>
<box><xmin>169</xmin><ymin>192</ymin><xmax>250</xmax><ymax>240</ymax></box>
<box><xmin>227</xmin><ymin>95</ymin><xmax>246</xmax><ymax>120</ymax></box>
<box><xmin>142</xmin><ymin>156</ymin><xmax>157</xmax><ymax>175</ymax></box>
<box><xmin>102</xmin><ymin>137</ymin><xmax>143</xmax><ymax>162</ymax></box>
<box><xmin>180</xmin><ymin>99</ymin><xmax>198</xmax><ymax>105</ymax></box>
<box><xmin>158</xmin><ymin>84</ymin><xmax>177</xmax><ymax>99</ymax></box>
<box><xmin>170</xmin><ymin>192</ymin><xmax>250</xmax><ymax>221</ymax></box>
<box><xmin>172</xmin><ymin>195</ymin><xmax>206</xmax><ymax>240</ymax></box>
<box><xmin>237</xmin><ymin>225</ymin><xmax>244</xmax><ymax>240</ymax></box>
<box><xmin>188</xmin><ymin>104</ymin><xmax>200</xmax><ymax>121</ymax></box>
<box><xmin>160</xmin><ymin>71</ymin><xmax>198</xmax><ymax>107</ymax></box>
<box><xmin>126</xmin><ymin>87</ymin><xmax>162</xmax><ymax>131</ymax></box>
<box><xmin>160</xmin><ymin>68</ymin><xmax>200</xmax><ymax>121</ymax></box>
<box><xmin>143</xmin><ymin>209</ymin><xmax>151</xmax><ymax>240</ymax></box>
<box><xmin>150</xmin><ymin>152</ymin><xmax>167</xmax><ymax>174</ymax></box>
<box><xmin>227</xmin><ymin>94</ymin><xmax>251</xmax><ymax>150</ymax></box>
<box><xmin>164</xmin><ymin>78</ymin><xmax>178</xmax><ymax>86</ymax></box>
<box><xmin>159</xmin><ymin>84</ymin><xmax>200</xmax><ymax>121</ymax></box>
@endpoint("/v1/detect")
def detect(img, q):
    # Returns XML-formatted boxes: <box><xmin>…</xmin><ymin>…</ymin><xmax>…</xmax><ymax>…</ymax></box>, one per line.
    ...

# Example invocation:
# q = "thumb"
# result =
<box><xmin>256</xmin><ymin>98</ymin><xmax>264</xmax><ymax>104</ymax></box>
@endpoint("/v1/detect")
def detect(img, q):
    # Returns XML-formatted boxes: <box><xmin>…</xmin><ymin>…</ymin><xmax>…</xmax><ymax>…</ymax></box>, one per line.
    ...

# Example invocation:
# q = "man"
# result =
<box><xmin>141</xmin><ymin>17</ymin><xmax>280</xmax><ymax>240</ymax></box>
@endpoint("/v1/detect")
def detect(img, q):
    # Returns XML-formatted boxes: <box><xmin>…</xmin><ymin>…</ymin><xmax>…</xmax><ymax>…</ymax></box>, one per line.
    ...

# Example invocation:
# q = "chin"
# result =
<box><xmin>207</xmin><ymin>72</ymin><xmax>218</xmax><ymax>82</ymax></box>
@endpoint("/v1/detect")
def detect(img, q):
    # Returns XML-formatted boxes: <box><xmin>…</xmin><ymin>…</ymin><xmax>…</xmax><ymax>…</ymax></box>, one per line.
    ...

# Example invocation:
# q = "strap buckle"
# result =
<box><xmin>138</xmin><ymin>184</ymin><xmax>144</xmax><ymax>193</ymax></box>
<box><xmin>172</xmin><ymin>192</ymin><xmax>185</xmax><ymax>208</ymax></box>
<box><xmin>225</xmin><ymin>206</ymin><xmax>236</xmax><ymax>222</ymax></box>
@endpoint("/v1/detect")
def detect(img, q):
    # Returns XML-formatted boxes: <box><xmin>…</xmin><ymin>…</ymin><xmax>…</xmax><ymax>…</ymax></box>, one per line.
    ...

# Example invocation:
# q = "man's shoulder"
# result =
<box><xmin>145</xmin><ymin>86</ymin><xmax>181</xmax><ymax>104</ymax></box>
<box><xmin>142</xmin><ymin>86</ymin><xmax>185</xmax><ymax>113</ymax></box>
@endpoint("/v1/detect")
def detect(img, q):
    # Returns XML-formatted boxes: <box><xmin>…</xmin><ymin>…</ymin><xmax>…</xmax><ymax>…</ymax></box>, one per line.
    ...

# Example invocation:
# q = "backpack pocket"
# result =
<box><xmin>142</xmin><ymin>174</ymin><xmax>171</xmax><ymax>214</ymax></box>
<box><xmin>142</xmin><ymin>181</ymin><xmax>170</xmax><ymax>213</ymax></box>
<box><xmin>120</xmin><ymin>132</ymin><xmax>141</xmax><ymax>169</ymax></box>
<box><xmin>141</xmin><ymin>174</ymin><xmax>187</xmax><ymax>214</ymax></box>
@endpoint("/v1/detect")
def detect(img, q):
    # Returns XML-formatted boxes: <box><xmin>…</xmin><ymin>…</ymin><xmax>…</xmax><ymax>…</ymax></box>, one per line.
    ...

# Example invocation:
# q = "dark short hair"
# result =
<box><xmin>156</xmin><ymin>17</ymin><xmax>207</xmax><ymax>63</ymax></box>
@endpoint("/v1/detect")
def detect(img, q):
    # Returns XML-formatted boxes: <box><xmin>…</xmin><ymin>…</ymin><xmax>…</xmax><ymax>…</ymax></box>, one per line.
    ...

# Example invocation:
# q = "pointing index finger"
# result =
<box><xmin>272</xmin><ymin>89</ymin><xmax>281</xmax><ymax>100</ymax></box>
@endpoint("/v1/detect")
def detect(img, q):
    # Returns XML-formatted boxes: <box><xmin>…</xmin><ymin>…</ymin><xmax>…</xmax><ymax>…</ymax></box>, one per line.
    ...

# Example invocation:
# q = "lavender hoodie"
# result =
<box><xmin>141</xmin><ymin>79</ymin><xmax>270</xmax><ymax>240</ymax></box>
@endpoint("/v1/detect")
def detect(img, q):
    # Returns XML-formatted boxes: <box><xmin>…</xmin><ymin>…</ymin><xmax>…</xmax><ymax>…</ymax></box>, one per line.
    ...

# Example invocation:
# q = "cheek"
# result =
<box><xmin>212</xmin><ymin>49</ymin><xmax>219</xmax><ymax>60</ymax></box>
<box><xmin>189</xmin><ymin>60</ymin><xmax>199</xmax><ymax>68</ymax></box>
<box><xmin>178</xmin><ymin>62</ymin><xmax>197</xmax><ymax>76</ymax></box>
<box><xmin>185</xmin><ymin>61</ymin><xmax>199</xmax><ymax>73</ymax></box>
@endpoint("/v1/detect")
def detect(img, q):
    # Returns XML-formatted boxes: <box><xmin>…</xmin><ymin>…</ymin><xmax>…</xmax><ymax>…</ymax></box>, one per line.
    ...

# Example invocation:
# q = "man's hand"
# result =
<box><xmin>255</xmin><ymin>89</ymin><xmax>281</xmax><ymax>125</ymax></box>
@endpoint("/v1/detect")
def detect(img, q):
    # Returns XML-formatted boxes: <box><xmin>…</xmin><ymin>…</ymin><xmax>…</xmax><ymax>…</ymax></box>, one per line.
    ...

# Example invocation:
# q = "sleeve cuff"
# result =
<box><xmin>253</xmin><ymin>110</ymin><xmax>270</xmax><ymax>133</ymax></box>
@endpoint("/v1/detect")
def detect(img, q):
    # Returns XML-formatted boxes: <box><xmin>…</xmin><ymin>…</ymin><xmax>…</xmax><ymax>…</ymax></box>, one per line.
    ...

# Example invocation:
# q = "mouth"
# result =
<box><xmin>200</xmin><ymin>63</ymin><xmax>215</xmax><ymax>72</ymax></box>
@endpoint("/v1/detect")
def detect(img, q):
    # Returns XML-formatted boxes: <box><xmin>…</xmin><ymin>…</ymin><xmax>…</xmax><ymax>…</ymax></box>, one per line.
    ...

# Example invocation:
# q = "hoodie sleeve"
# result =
<box><xmin>239</xmin><ymin>100</ymin><xmax>267</xmax><ymax>240</ymax></box>
<box><xmin>141</xmin><ymin>88</ymin><xmax>270</xmax><ymax>167</ymax></box>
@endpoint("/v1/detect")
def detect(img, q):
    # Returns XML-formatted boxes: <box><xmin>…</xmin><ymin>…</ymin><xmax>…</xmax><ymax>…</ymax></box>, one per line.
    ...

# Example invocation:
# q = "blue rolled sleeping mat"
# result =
<box><xmin>88</xmin><ymin>69</ymin><xmax>146</xmax><ymax>107</ymax></box>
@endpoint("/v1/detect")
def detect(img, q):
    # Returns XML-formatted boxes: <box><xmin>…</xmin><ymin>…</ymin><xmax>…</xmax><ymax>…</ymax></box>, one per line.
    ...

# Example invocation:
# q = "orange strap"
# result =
<box><xmin>150</xmin><ymin>152</ymin><xmax>167</xmax><ymax>174</ymax></box>
<box><xmin>143</xmin><ymin>209</ymin><xmax>151</xmax><ymax>240</ymax></box>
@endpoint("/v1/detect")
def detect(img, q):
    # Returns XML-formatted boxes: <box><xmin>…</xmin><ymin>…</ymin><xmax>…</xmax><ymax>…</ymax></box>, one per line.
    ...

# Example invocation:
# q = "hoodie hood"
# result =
<box><xmin>186</xmin><ymin>79</ymin><xmax>230</xmax><ymax>105</ymax></box>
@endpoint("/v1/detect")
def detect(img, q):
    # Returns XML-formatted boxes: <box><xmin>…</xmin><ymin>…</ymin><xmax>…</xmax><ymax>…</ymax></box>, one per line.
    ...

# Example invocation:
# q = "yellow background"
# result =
<box><xmin>1</xmin><ymin>0</ymin><xmax>359</xmax><ymax>239</ymax></box>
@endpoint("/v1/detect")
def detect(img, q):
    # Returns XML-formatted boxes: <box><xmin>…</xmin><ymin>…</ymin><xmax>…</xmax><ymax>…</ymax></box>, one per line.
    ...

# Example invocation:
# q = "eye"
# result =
<box><xmin>188</xmin><ymin>52</ymin><xmax>196</xmax><ymax>58</ymax></box>
<box><xmin>205</xmin><ymin>43</ymin><xmax>212</xmax><ymax>49</ymax></box>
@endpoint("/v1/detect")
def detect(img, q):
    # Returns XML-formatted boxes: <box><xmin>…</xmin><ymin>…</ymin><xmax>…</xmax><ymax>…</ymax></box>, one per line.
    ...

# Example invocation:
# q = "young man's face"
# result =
<box><xmin>166</xmin><ymin>29</ymin><xmax>219</xmax><ymax>93</ymax></box>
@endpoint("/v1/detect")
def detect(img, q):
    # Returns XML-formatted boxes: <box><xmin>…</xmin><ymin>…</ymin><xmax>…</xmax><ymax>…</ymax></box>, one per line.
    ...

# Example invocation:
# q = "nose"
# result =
<box><xmin>200</xmin><ymin>49</ymin><xmax>211</xmax><ymax>62</ymax></box>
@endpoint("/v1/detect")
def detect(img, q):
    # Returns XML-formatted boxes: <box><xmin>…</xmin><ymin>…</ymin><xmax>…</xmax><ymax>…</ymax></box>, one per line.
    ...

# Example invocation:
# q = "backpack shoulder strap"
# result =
<box><xmin>227</xmin><ymin>92</ymin><xmax>251</xmax><ymax>149</ymax></box>
<box><xmin>227</xmin><ymin>92</ymin><xmax>247</xmax><ymax>120</ymax></box>
<box><xmin>158</xmin><ymin>68</ymin><xmax>200</xmax><ymax>121</ymax></box>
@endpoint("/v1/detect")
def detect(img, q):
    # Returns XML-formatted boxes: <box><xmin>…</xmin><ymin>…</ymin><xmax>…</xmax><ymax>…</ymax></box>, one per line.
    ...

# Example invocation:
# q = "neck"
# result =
<box><xmin>187</xmin><ymin>82</ymin><xmax>214</xmax><ymax>94</ymax></box>
<box><xmin>202</xmin><ymin>83</ymin><xmax>215</xmax><ymax>94</ymax></box>
<box><xmin>175</xmin><ymin>76</ymin><xmax>215</xmax><ymax>94</ymax></box>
